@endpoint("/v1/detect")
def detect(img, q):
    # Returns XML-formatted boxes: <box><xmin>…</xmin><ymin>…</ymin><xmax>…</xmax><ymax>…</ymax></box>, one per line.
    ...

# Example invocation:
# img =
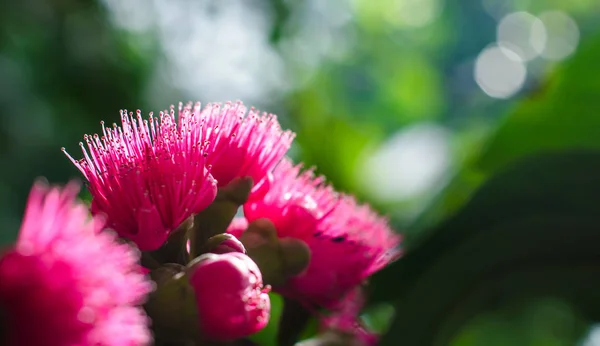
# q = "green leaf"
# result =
<box><xmin>380</xmin><ymin>217</ymin><xmax>600</xmax><ymax>346</ymax></box>
<box><xmin>368</xmin><ymin>150</ymin><xmax>600</xmax><ymax>345</ymax></box>
<box><xmin>450</xmin><ymin>298</ymin><xmax>588</xmax><ymax>346</ymax></box>
<box><xmin>372</xmin><ymin>149</ymin><xmax>600</xmax><ymax>301</ymax></box>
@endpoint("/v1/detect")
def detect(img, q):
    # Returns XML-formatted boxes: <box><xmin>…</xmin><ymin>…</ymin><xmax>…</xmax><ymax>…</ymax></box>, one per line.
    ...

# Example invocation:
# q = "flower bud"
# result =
<box><xmin>202</xmin><ymin>233</ymin><xmax>246</xmax><ymax>255</ymax></box>
<box><xmin>188</xmin><ymin>252</ymin><xmax>271</xmax><ymax>341</ymax></box>
<box><xmin>239</xmin><ymin>218</ymin><xmax>311</xmax><ymax>287</ymax></box>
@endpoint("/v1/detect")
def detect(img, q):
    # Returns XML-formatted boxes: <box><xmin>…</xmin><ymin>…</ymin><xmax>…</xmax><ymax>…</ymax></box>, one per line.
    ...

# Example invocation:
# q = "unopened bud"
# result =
<box><xmin>240</xmin><ymin>219</ymin><xmax>311</xmax><ymax>287</ymax></box>
<box><xmin>202</xmin><ymin>233</ymin><xmax>246</xmax><ymax>255</ymax></box>
<box><xmin>279</xmin><ymin>238</ymin><xmax>311</xmax><ymax>277</ymax></box>
<box><xmin>187</xmin><ymin>252</ymin><xmax>271</xmax><ymax>341</ymax></box>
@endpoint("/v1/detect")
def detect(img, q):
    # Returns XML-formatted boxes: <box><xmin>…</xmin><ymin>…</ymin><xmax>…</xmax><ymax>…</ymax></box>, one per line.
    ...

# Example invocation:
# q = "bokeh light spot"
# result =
<box><xmin>497</xmin><ymin>11</ymin><xmax>547</xmax><ymax>61</ymax></box>
<box><xmin>358</xmin><ymin>124</ymin><xmax>451</xmax><ymax>202</ymax></box>
<box><xmin>581</xmin><ymin>324</ymin><xmax>600</xmax><ymax>346</ymax></box>
<box><xmin>534</xmin><ymin>11</ymin><xmax>580</xmax><ymax>61</ymax></box>
<box><xmin>474</xmin><ymin>44</ymin><xmax>527</xmax><ymax>99</ymax></box>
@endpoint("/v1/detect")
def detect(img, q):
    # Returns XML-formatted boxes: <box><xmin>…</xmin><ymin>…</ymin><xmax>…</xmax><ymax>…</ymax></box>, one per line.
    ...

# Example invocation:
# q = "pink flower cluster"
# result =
<box><xmin>63</xmin><ymin>101</ymin><xmax>293</xmax><ymax>251</ymax></box>
<box><xmin>0</xmin><ymin>100</ymin><xmax>400</xmax><ymax>345</ymax></box>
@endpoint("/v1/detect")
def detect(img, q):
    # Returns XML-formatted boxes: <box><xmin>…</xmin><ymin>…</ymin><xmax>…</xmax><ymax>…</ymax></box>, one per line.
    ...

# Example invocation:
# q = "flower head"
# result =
<box><xmin>243</xmin><ymin>158</ymin><xmax>401</xmax><ymax>309</ymax></box>
<box><xmin>179</xmin><ymin>101</ymin><xmax>294</xmax><ymax>192</ymax></box>
<box><xmin>0</xmin><ymin>181</ymin><xmax>152</xmax><ymax>346</ymax></box>
<box><xmin>188</xmin><ymin>252</ymin><xmax>271</xmax><ymax>341</ymax></box>
<box><xmin>63</xmin><ymin>107</ymin><xmax>218</xmax><ymax>251</ymax></box>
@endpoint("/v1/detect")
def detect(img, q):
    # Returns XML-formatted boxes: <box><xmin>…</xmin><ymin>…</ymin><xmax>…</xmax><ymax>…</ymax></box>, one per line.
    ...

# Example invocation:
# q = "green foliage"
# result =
<box><xmin>451</xmin><ymin>298</ymin><xmax>588</xmax><ymax>346</ymax></box>
<box><xmin>372</xmin><ymin>36</ymin><xmax>600</xmax><ymax>345</ymax></box>
<box><xmin>406</xmin><ymin>33</ymin><xmax>600</xmax><ymax>241</ymax></box>
<box><xmin>374</xmin><ymin>150</ymin><xmax>600</xmax><ymax>345</ymax></box>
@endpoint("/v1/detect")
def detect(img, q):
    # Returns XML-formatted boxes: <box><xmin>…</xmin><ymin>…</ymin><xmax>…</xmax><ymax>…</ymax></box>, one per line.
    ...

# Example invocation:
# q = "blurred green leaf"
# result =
<box><xmin>451</xmin><ymin>298</ymin><xmax>588</xmax><ymax>346</ymax></box>
<box><xmin>369</xmin><ymin>150</ymin><xmax>600</xmax><ymax>345</ymax></box>
<box><xmin>361</xmin><ymin>303</ymin><xmax>395</xmax><ymax>334</ymax></box>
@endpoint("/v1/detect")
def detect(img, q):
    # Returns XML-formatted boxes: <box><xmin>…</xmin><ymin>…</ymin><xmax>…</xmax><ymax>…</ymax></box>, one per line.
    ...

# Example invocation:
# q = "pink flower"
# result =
<box><xmin>179</xmin><ymin>101</ymin><xmax>294</xmax><ymax>192</ymax></box>
<box><xmin>243</xmin><ymin>158</ymin><xmax>401</xmax><ymax>309</ymax></box>
<box><xmin>188</xmin><ymin>252</ymin><xmax>271</xmax><ymax>341</ymax></box>
<box><xmin>63</xmin><ymin>107</ymin><xmax>218</xmax><ymax>251</ymax></box>
<box><xmin>0</xmin><ymin>181</ymin><xmax>152</xmax><ymax>346</ymax></box>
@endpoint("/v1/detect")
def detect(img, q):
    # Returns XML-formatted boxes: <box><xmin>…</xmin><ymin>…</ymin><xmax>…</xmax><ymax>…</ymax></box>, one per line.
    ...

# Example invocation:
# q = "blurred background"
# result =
<box><xmin>2</xmin><ymin>0</ymin><xmax>600</xmax><ymax>345</ymax></box>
